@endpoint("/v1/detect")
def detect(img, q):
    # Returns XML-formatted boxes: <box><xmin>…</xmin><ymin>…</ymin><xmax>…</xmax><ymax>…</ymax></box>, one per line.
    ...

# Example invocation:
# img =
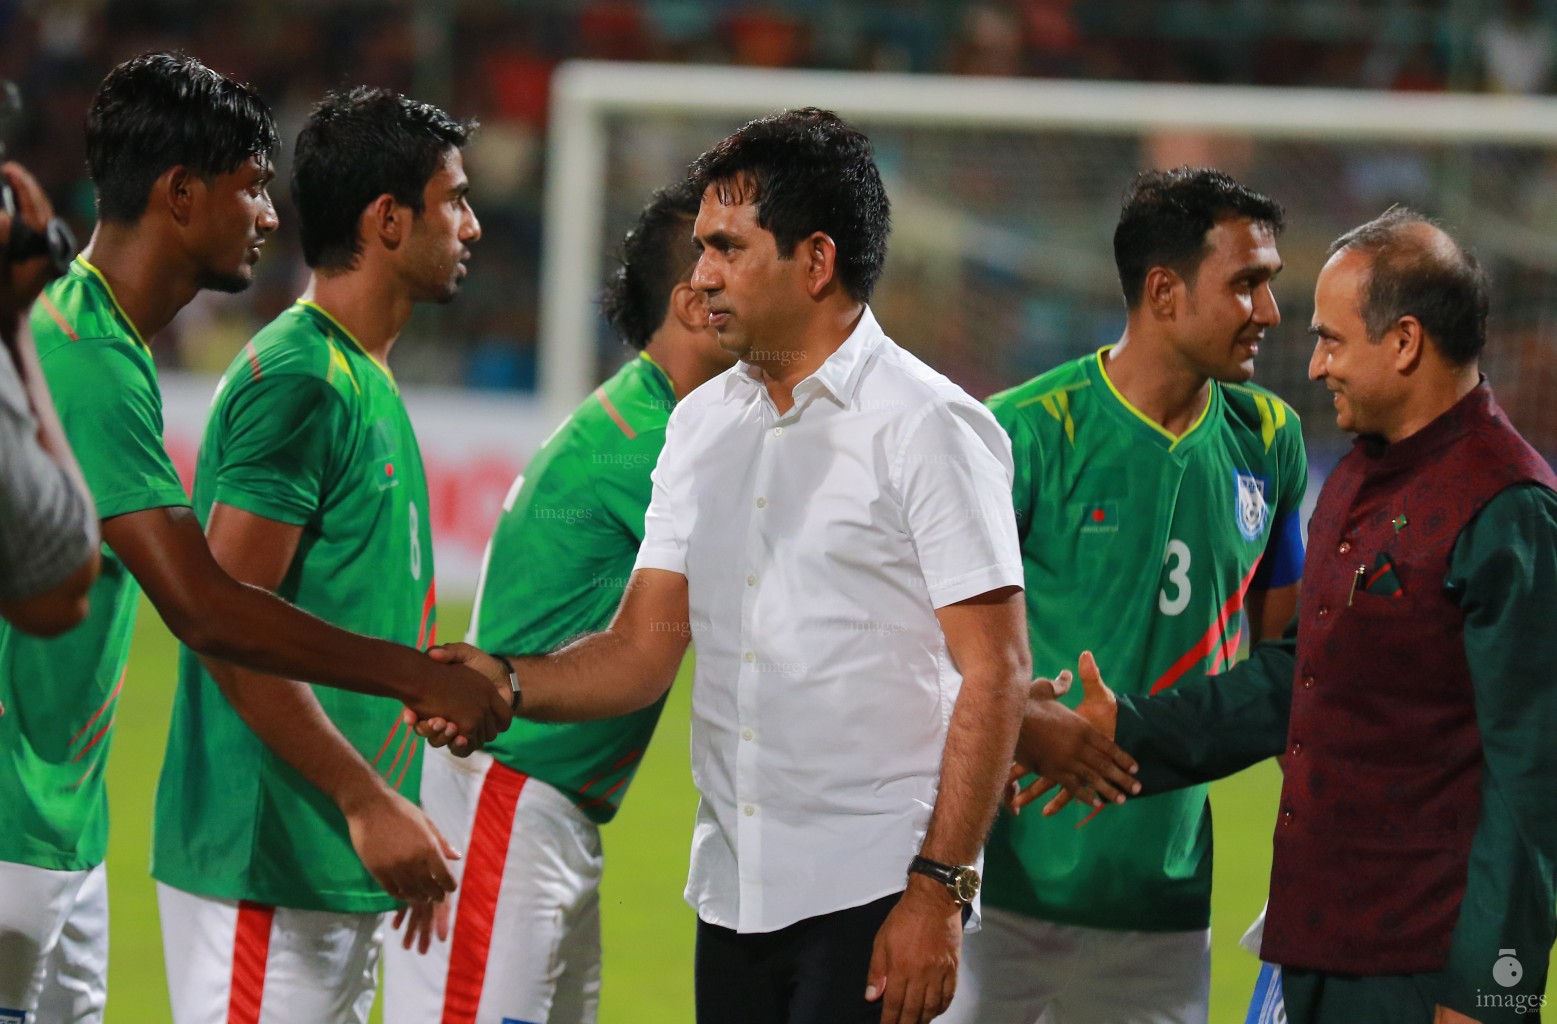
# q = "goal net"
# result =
<box><xmin>540</xmin><ymin>62</ymin><xmax>1557</xmax><ymax>462</ymax></box>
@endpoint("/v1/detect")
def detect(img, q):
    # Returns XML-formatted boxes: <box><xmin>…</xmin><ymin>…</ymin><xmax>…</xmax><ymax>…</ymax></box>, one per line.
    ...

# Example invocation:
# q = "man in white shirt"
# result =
<box><xmin>431</xmin><ymin>108</ymin><xmax>1031</xmax><ymax>1024</ymax></box>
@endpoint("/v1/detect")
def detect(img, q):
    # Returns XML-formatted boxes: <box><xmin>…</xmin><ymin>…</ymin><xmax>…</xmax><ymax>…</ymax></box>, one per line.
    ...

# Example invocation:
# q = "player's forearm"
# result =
<box><xmin>203</xmin><ymin>657</ymin><xmax>392</xmax><ymax>813</ymax></box>
<box><xmin>168</xmin><ymin>572</ymin><xmax>447</xmax><ymax>706</ymax></box>
<box><xmin>918</xmin><ymin>646</ymin><xmax>1029</xmax><ymax>866</ymax></box>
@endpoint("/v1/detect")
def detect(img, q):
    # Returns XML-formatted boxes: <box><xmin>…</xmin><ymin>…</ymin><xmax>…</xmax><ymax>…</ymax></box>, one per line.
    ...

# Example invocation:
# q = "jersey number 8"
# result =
<box><xmin>409</xmin><ymin>501</ymin><xmax>422</xmax><ymax>581</ymax></box>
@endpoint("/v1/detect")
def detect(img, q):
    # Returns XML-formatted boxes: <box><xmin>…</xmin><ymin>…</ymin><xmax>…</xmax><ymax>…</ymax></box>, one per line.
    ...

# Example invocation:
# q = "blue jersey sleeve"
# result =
<box><xmin>1252</xmin><ymin>509</ymin><xmax>1304</xmax><ymax>590</ymax></box>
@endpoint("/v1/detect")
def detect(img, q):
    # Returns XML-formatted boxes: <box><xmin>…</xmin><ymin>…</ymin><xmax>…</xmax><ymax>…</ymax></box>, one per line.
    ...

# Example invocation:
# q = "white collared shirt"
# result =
<box><xmin>633</xmin><ymin>307</ymin><xmax>1023</xmax><ymax>933</ymax></box>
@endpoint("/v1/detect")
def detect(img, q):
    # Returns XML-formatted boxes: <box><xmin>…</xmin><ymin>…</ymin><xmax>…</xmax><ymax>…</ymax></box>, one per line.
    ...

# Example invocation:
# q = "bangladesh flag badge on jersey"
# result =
<box><xmin>1234</xmin><ymin>470</ymin><xmax>1268</xmax><ymax>540</ymax></box>
<box><xmin>369</xmin><ymin>418</ymin><xmax>400</xmax><ymax>492</ymax></box>
<box><xmin>1079</xmin><ymin>500</ymin><xmax>1118</xmax><ymax>534</ymax></box>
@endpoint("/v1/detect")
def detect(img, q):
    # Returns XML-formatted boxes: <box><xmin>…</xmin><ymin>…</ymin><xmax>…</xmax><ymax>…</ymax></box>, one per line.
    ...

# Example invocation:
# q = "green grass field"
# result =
<box><xmin>99</xmin><ymin>599</ymin><xmax>1357</xmax><ymax>1022</ymax></box>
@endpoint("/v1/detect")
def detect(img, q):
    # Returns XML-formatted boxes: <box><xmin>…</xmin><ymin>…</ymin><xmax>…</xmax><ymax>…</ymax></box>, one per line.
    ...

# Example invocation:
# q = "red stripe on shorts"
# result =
<box><xmin>442</xmin><ymin>763</ymin><xmax>528</xmax><ymax>1024</ymax></box>
<box><xmin>227</xmin><ymin>900</ymin><xmax>275</xmax><ymax>1024</ymax></box>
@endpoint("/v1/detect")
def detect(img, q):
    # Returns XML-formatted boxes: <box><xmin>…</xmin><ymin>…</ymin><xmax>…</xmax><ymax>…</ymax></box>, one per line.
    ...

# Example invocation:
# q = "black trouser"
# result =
<box><xmin>694</xmin><ymin>892</ymin><xmax>902</xmax><ymax>1024</ymax></box>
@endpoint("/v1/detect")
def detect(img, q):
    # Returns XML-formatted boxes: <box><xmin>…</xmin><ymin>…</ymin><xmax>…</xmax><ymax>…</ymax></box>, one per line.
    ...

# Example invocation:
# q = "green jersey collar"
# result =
<box><xmin>73</xmin><ymin>257</ymin><xmax>150</xmax><ymax>351</ymax></box>
<box><xmin>1089</xmin><ymin>346</ymin><xmax>1218</xmax><ymax>454</ymax></box>
<box><xmin>636</xmin><ymin>351</ymin><xmax>677</xmax><ymax>406</ymax></box>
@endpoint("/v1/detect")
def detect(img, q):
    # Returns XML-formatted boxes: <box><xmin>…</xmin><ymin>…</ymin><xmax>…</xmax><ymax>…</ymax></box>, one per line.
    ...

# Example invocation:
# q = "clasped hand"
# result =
<box><xmin>1006</xmin><ymin>651</ymin><xmax>1140</xmax><ymax>817</ymax></box>
<box><xmin>401</xmin><ymin>642</ymin><xmax>512</xmax><ymax>753</ymax></box>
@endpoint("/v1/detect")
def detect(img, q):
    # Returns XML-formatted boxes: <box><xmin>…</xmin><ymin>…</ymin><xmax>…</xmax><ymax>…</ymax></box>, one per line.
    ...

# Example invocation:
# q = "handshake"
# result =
<box><xmin>1005</xmin><ymin>651</ymin><xmax>1142</xmax><ymax>819</ymax></box>
<box><xmin>402</xmin><ymin>642</ymin><xmax>520</xmax><ymax>753</ymax></box>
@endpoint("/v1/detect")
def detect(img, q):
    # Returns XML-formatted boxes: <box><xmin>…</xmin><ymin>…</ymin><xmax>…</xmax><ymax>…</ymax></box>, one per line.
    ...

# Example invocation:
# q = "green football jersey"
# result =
<box><xmin>984</xmin><ymin>347</ymin><xmax>1307</xmax><ymax>931</ymax></box>
<box><xmin>151</xmin><ymin>301</ymin><xmax>435</xmax><ymax>913</ymax></box>
<box><xmin>472</xmin><ymin>353</ymin><xmax>676</xmax><ymax>823</ymax></box>
<box><xmin>0</xmin><ymin>258</ymin><xmax>188</xmax><ymax>871</ymax></box>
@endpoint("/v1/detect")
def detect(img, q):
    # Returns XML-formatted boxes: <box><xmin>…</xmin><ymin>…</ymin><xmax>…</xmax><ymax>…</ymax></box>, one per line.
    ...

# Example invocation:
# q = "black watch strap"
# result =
<box><xmin>908</xmin><ymin>855</ymin><xmax>956</xmax><ymax>886</ymax></box>
<box><xmin>500</xmin><ymin>655</ymin><xmax>522</xmax><ymax>713</ymax></box>
<box><xmin>907</xmin><ymin>855</ymin><xmax>979</xmax><ymax>905</ymax></box>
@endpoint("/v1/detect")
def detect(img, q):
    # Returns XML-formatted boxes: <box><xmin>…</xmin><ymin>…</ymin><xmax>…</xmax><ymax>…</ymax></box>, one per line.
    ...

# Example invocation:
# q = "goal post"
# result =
<box><xmin>540</xmin><ymin>60</ymin><xmax>1557</xmax><ymax>451</ymax></box>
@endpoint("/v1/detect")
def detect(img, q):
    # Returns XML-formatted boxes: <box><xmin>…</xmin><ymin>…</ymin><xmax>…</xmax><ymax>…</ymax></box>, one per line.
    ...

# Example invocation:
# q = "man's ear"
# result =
<box><xmin>800</xmin><ymin>231</ymin><xmax>838</xmax><ymax>299</ymax></box>
<box><xmin>162</xmin><ymin>166</ymin><xmax>197</xmax><ymax>227</ymax></box>
<box><xmin>1143</xmin><ymin>266</ymin><xmax>1184</xmax><ymax>321</ymax></box>
<box><xmin>1391</xmin><ymin>315</ymin><xmax>1426</xmax><ymax>373</ymax></box>
<box><xmin>366</xmin><ymin>193</ymin><xmax>406</xmax><ymax>250</ymax></box>
<box><xmin>669</xmin><ymin>279</ymin><xmax>707</xmax><ymax>333</ymax></box>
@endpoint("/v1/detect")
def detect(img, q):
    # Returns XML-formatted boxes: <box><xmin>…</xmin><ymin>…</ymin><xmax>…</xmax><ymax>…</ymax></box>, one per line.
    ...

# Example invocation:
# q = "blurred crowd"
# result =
<box><xmin>7</xmin><ymin>0</ymin><xmax>1557</xmax><ymax>396</ymax></box>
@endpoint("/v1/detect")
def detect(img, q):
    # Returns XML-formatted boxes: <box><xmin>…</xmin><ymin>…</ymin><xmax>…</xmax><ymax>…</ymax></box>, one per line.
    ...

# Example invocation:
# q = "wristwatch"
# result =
<box><xmin>499</xmin><ymin>655</ymin><xmax>522</xmax><ymax>713</ymax></box>
<box><xmin>908</xmin><ymin>855</ymin><xmax>980</xmax><ymax>905</ymax></box>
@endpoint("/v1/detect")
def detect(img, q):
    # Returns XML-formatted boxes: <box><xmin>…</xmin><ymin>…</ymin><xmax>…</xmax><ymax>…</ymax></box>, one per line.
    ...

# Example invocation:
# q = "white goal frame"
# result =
<box><xmin>539</xmin><ymin>60</ymin><xmax>1557</xmax><ymax>421</ymax></box>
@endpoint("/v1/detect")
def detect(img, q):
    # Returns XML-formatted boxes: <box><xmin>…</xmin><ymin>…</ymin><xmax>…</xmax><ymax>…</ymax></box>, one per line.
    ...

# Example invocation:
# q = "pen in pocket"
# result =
<box><xmin>1347</xmin><ymin>564</ymin><xmax>1366</xmax><ymax>606</ymax></box>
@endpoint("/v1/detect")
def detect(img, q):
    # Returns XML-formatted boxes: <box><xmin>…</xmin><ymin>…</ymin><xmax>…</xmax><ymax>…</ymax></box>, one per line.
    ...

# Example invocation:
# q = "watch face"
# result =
<box><xmin>952</xmin><ymin>867</ymin><xmax>981</xmax><ymax>904</ymax></box>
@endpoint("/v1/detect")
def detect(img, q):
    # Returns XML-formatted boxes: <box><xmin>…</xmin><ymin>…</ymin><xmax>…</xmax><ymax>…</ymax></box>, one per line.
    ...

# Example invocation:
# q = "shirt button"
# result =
<box><xmin>1317</xmin><ymin>605</ymin><xmax>1328</xmax><ymax>618</ymax></box>
<box><xmin>1302</xmin><ymin>675</ymin><xmax>1315</xmax><ymax>689</ymax></box>
<box><xmin>744</xmin><ymin>804</ymin><xmax>755</xmax><ymax>816</ymax></box>
<box><xmin>742</xmin><ymin>729</ymin><xmax>754</xmax><ymax>741</ymax></box>
<box><xmin>1338</xmin><ymin>541</ymin><xmax>1351</xmax><ymax>555</ymax></box>
<box><xmin>1282</xmin><ymin>810</ymin><xmax>1293</xmax><ymax>823</ymax></box>
<box><xmin>746</xmin><ymin>574</ymin><xmax>756</xmax><ymax>587</ymax></box>
<box><xmin>744</xmin><ymin>651</ymin><xmax>756</xmax><ymax>663</ymax></box>
<box><xmin>773</xmin><ymin>427</ymin><xmax>783</xmax><ymax>437</ymax></box>
<box><xmin>1291</xmin><ymin>741</ymin><xmax>1302</xmax><ymax>755</ymax></box>
<box><xmin>755</xmin><ymin>497</ymin><xmax>767</xmax><ymax>509</ymax></box>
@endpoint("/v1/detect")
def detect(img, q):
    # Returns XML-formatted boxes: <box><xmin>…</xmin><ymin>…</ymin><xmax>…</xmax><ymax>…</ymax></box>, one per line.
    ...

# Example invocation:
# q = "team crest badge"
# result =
<box><xmin>1234</xmin><ymin>471</ymin><xmax>1268</xmax><ymax>541</ymax></box>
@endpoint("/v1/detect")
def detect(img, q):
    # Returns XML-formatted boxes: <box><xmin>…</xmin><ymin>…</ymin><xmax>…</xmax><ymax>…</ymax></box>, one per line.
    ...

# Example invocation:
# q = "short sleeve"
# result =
<box><xmin>41</xmin><ymin>339</ymin><xmax>188</xmax><ymax>519</ymax></box>
<box><xmin>1275</xmin><ymin>413</ymin><xmax>1309</xmax><ymax>520</ymax></box>
<box><xmin>0</xmin><ymin>347</ymin><xmax>99</xmax><ymax>601</ymax></box>
<box><xmin>1253</xmin><ymin>409</ymin><xmax>1309</xmax><ymax>591</ymax></box>
<box><xmin>632</xmin><ymin>406</ymin><xmax>690</xmax><ymax>576</ymax></box>
<box><xmin>896</xmin><ymin>400</ymin><xmax>1024</xmax><ymax>608</ymax></box>
<box><xmin>210</xmin><ymin>374</ymin><xmax>349</xmax><ymax>525</ymax></box>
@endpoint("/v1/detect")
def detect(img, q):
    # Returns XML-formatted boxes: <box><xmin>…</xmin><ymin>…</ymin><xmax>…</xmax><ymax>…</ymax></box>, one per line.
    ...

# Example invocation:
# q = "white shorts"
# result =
<box><xmin>382</xmin><ymin>746</ymin><xmax>603</xmax><ymax>1024</ymax></box>
<box><xmin>156</xmin><ymin>883</ymin><xmax>382</xmax><ymax>1024</ymax></box>
<box><xmin>942</xmin><ymin>905</ymin><xmax>1211</xmax><ymax>1024</ymax></box>
<box><xmin>0</xmin><ymin>859</ymin><xmax>108</xmax><ymax>1023</ymax></box>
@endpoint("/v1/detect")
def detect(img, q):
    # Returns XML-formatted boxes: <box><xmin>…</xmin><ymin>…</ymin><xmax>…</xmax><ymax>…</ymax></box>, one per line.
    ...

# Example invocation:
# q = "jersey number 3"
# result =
<box><xmin>1159</xmin><ymin>539</ymin><xmax>1191</xmax><ymax>616</ymax></box>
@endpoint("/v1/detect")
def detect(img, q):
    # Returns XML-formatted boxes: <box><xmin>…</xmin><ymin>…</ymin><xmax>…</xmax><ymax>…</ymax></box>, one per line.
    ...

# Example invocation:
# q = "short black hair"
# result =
<box><xmin>600</xmin><ymin>181</ymin><xmax>702</xmax><ymax>351</ymax></box>
<box><xmin>688</xmin><ymin>107</ymin><xmax>890</xmax><ymax>304</ymax></box>
<box><xmin>86</xmin><ymin>52</ymin><xmax>279</xmax><ymax>224</ymax></box>
<box><xmin>1328</xmin><ymin>208</ymin><xmax>1488</xmax><ymax>366</ymax></box>
<box><xmin>291</xmin><ymin>86</ymin><xmax>476</xmax><ymax>271</ymax></box>
<box><xmin>1113</xmin><ymin>167</ymin><xmax>1285</xmax><ymax>307</ymax></box>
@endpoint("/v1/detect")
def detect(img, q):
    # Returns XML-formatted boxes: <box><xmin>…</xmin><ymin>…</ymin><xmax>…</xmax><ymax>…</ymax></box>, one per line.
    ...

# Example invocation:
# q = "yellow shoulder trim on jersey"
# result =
<box><xmin>1226</xmin><ymin>384</ymin><xmax>1293</xmax><ymax>452</ymax></box>
<box><xmin>326</xmin><ymin>339</ymin><xmax>361</xmax><ymax>395</ymax></box>
<box><xmin>1016</xmin><ymin>381</ymin><xmax>1086</xmax><ymax>447</ymax></box>
<box><xmin>298</xmin><ymin>300</ymin><xmax>396</xmax><ymax>390</ymax></box>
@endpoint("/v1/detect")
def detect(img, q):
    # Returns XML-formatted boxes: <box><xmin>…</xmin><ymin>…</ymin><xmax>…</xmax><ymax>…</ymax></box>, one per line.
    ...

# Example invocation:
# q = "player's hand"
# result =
<box><xmin>392</xmin><ymin>898</ymin><xmax>452</xmax><ymax>956</ymax></box>
<box><xmin>342</xmin><ymin>784</ymin><xmax>460</xmax><ymax>904</ymax></box>
<box><xmin>403</xmin><ymin>648</ymin><xmax>513</xmax><ymax>754</ymax></box>
<box><xmin>864</xmin><ymin>878</ymin><xmax>962</xmax><ymax>1024</ymax></box>
<box><xmin>0</xmin><ymin>162</ymin><xmax>63</xmax><ymax>323</ymax></box>
<box><xmin>1009</xmin><ymin>651</ymin><xmax>1135</xmax><ymax>816</ymax></box>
